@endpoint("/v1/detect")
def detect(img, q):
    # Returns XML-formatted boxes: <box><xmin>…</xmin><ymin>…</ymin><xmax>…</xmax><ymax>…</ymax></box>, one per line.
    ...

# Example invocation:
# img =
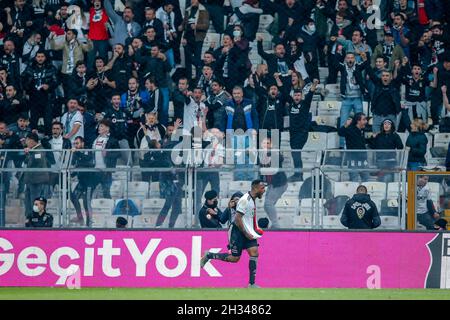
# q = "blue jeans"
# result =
<box><xmin>160</xmin><ymin>87</ymin><xmax>170</xmax><ymax>126</ymax></box>
<box><xmin>165</xmin><ymin>49</ymin><xmax>175</xmax><ymax>69</ymax></box>
<box><xmin>87</xmin><ymin>40</ymin><xmax>109</xmax><ymax>70</ymax></box>
<box><xmin>340</xmin><ymin>97</ymin><xmax>363</xmax><ymax>146</ymax></box>
<box><xmin>408</xmin><ymin>162</ymin><xmax>425</xmax><ymax>171</ymax></box>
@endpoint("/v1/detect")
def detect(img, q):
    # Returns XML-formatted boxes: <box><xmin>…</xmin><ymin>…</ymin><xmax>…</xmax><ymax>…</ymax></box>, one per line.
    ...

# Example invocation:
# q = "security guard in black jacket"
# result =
<box><xmin>340</xmin><ymin>185</ymin><xmax>381</xmax><ymax>230</ymax></box>
<box><xmin>25</xmin><ymin>197</ymin><xmax>53</xmax><ymax>228</ymax></box>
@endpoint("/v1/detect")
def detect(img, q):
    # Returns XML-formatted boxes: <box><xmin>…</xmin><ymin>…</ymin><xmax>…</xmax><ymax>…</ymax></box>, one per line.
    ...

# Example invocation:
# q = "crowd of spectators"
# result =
<box><xmin>0</xmin><ymin>0</ymin><xmax>448</xmax><ymax>228</ymax></box>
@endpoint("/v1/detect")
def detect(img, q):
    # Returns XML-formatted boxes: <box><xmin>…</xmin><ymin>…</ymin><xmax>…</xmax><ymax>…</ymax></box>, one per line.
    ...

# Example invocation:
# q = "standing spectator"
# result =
<box><xmin>91</xmin><ymin>119</ymin><xmax>120</xmax><ymax>198</ymax></box>
<box><xmin>156</xmin><ymin>1</ymin><xmax>177</xmax><ymax>68</ymax></box>
<box><xmin>367</xmin><ymin>119</ymin><xmax>404</xmax><ymax>182</ymax></box>
<box><xmin>21</xmin><ymin>32</ymin><xmax>44</xmax><ymax>71</ymax></box>
<box><xmin>405</xmin><ymin>119</ymin><xmax>428</xmax><ymax>171</ymax></box>
<box><xmin>182</xmin><ymin>87</ymin><xmax>208</xmax><ymax>135</ymax></box>
<box><xmin>134</xmin><ymin>44</ymin><xmax>170</xmax><ymax>125</ymax></box>
<box><xmin>179</xmin><ymin>0</ymin><xmax>209</xmax><ymax>82</ymax></box>
<box><xmin>226</xmin><ymin>86</ymin><xmax>259</xmax><ymax>132</ymax></box>
<box><xmin>337</xmin><ymin>52</ymin><xmax>367</xmax><ymax>145</ymax></box>
<box><xmin>259</xmin><ymin>136</ymin><xmax>287</xmax><ymax>229</ymax></box>
<box><xmin>23</xmin><ymin>132</ymin><xmax>50</xmax><ymax>217</ymax></box>
<box><xmin>172</xmin><ymin>76</ymin><xmax>189</xmax><ymax>122</ymax></box>
<box><xmin>144</xmin><ymin>76</ymin><xmax>163</xmax><ymax>115</ymax></box>
<box><xmin>391</xmin><ymin>14</ymin><xmax>411</xmax><ymax>58</ymax></box>
<box><xmin>70</xmin><ymin>136</ymin><xmax>96</xmax><ymax>226</ymax></box>
<box><xmin>4</xmin><ymin>0</ymin><xmax>35</xmax><ymax>48</ymax></box>
<box><xmin>141</xmin><ymin>7</ymin><xmax>164</xmax><ymax>41</ymax></box>
<box><xmin>120</xmin><ymin>77</ymin><xmax>149</xmax><ymax>147</ymax></box>
<box><xmin>49</xmin><ymin>29</ymin><xmax>93</xmax><ymax>92</ymax></box>
<box><xmin>42</xmin><ymin>121</ymin><xmax>72</xmax><ymax>186</ymax></box>
<box><xmin>22</xmin><ymin>50</ymin><xmax>58</xmax><ymax>136</ymax></box>
<box><xmin>68</xmin><ymin>61</ymin><xmax>88</xmax><ymax>102</ymax></box>
<box><xmin>214</xmin><ymin>34</ymin><xmax>250</xmax><ymax>91</ymax></box>
<box><xmin>103</xmin><ymin>94</ymin><xmax>131</xmax><ymax>163</ymax></box>
<box><xmin>156</xmin><ymin>120</ymin><xmax>183</xmax><ymax>228</ymax></box>
<box><xmin>77</xmin><ymin>102</ymin><xmax>97</xmax><ymax>148</ymax></box>
<box><xmin>395</xmin><ymin>57</ymin><xmax>428</xmax><ymax>129</ymax></box>
<box><xmin>416</xmin><ymin>175</ymin><xmax>439</xmax><ymax>230</ymax></box>
<box><xmin>336</xmin><ymin>29</ymin><xmax>373</xmax><ymax>63</ymax></box>
<box><xmin>1</xmin><ymin>39</ymin><xmax>21</xmax><ymax>90</ymax></box>
<box><xmin>372</xmin><ymin>30</ymin><xmax>405</xmax><ymax>71</ymax></box>
<box><xmin>103</xmin><ymin>0</ymin><xmax>141</xmax><ymax>46</ymax></box>
<box><xmin>340</xmin><ymin>185</ymin><xmax>381</xmax><ymax>230</ymax></box>
<box><xmin>0</xmin><ymin>84</ymin><xmax>27</xmax><ymax>126</ymax></box>
<box><xmin>228</xmin><ymin>0</ymin><xmax>262</xmax><ymax>42</ymax></box>
<box><xmin>255</xmin><ymin>75</ymin><xmax>287</xmax><ymax>132</ymax></box>
<box><xmin>106</xmin><ymin>43</ymin><xmax>136</xmax><ymax>93</ymax></box>
<box><xmin>288</xmin><ymin>80</ymin><xmax>319</xmax><ymax>181</ymax></box>
<box><xmin>25</xmin><ymin>197</ymin><xmax>53</xmax><ymax>228</ymax></box>
<box><xmin>204</xmin><ymin>78</ymin><xmax>230</xmax><ymax>131</ymax></box>
<box><xmin>338</xmin><ymin>113</ymin><xmax>369</xmax><ymax>182</ymax></box>
<box><xmin>86</xmin><ymin>57</ymin><xmax>116</xmax><ymax>113</ymax></box>
<box><xmin>203</xmin><ymin>0</ymin><xmax>225</xmax><ymax>34</ymax></box>
<box><xmin>364</xmin><ymin>53</ymin><xmax>401</xmax><ymax>133</ymax></box>
<box><xmin>87</xmin><ymin>0</ymin><xmax>110</xmax><ymax>69</ymax></box>
<box><xmin>61</xmin><ymin>98</ymin><xmax>84</xmax><ymax>144</ymax></box>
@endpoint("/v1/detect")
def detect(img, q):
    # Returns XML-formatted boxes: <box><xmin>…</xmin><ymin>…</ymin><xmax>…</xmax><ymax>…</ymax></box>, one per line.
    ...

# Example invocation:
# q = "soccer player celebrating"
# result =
<box><xmin>200</xmin><ymin>179</ymin><xmax>266</xmax><ymax>288</ymax></box>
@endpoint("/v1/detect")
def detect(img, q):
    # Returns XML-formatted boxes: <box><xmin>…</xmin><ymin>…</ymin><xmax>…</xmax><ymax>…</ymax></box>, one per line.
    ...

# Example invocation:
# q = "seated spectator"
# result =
<box><xmin>116</xmin><ymin>216</ymin><xmax>128</xmax><ymax>228</ymax></box>
<box><xmin>25</xmin><ymin>197</ymin><xmax>53</xmax><ymax>228</ymax></box>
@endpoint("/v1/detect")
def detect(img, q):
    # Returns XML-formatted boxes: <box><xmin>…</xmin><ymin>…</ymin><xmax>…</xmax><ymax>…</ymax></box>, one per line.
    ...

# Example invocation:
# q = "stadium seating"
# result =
<box><xmin>333</xmin><ymin>181</ymin><xmax>359</xmax><ymax>198</ymax></box>
<box><xmin>322</xmin><ymin>215</ymin><xmax>343</xmax><ymax>229</ymax></box>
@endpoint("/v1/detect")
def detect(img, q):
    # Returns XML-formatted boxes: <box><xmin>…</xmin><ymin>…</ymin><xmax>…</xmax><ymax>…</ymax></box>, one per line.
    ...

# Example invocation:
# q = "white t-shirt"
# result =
<box><xmin>236</xmin><ymin>192</ymin><xmax>262</xmax><ymax>239</ymax></box>
<box><xmin>61</xmin><ymin>111</ymin><xmax>84</xmax><ymax>143</ymax></box>
<box><xmin>93</xmin><ymin>135</ymin><xmax>109</xmax><ymax>169</ymax></box>
<box><xmin>49</xmin><ymin>136</ymin><xmax>64</xmax><ymax>168</ymax></box>
<box><xmin>416</xmin><ymin>184</ymin><xmax>433</xmax><ymax>215</ymax></box>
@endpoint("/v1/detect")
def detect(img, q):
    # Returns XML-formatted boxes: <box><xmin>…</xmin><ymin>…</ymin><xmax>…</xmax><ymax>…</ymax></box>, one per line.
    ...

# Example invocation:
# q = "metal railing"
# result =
<box><xmin>0</xmin><ymin>148</ymin><xmax>409</xmax><ymax>230</ymax></box>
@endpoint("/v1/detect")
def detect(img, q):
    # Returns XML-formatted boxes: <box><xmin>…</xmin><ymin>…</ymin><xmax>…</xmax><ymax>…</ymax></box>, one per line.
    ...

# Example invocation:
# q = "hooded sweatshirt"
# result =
<box><xmin>340</xmin><ymin>193</ymin><xmax>381</xmax><ymax>229</ymax></box>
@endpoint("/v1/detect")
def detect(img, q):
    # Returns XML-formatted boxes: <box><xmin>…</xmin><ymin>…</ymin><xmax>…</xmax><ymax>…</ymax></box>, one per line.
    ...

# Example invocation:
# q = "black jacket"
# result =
<box><xmin>366</xmin><ymin>62</ymin><xmax>401</xmax><ymax>116</ymax></box>
<box><xmin>71</xmin><ymin>150</ymin><xmax>96</xmax><ymax>187</ymax></box>
<box><xmin>135</xmin><ymin>50</ymin><xmax>171</xmax><ymax>88</ymax></box>
<box><xmin>288</xmin><ymin>89</ymin><xmax>314</xmax><ymax>133</ymax></box>
<box><xmin>199</xmin><ymin>204</ymin><xmax>224</xmax><ymax>228</ymax></box>
<box><xmin>103</xmin><ymin>106</ymin><xmax>130</xmax><ymax>141</ymax></box>
<box><xmin>338</xmin><ymin>60</ymin><xmax>368</xmax><ymax>98</ymax></box>
<box><xmin>340</xmin><ymin>193</ymin><xmax>381</xmax><ymax>229</ymax></box>
<box><xmin>255</xmin><ymin>86</ymin><xmax>287</xmax><ymax>131</ymax></box>
<box><xmin>25</xmin><ymin>211</ymin><xmax>53</xmax><ymax>228</ymax></box>
<box><xmin>367</xmin><ymin>122</ymin><xmax>403</xmax><ymax>162</ymax></box>
<box><xmin>22</xmin><ymin>60</ymin><xmax>58</xmax><ymax>97</ymax></box>
<box><xmin>172</xmin><ymin>89</ymin><xmax>187</xmax><ymax>121</ymax></box>
<box><xmin>0</xmin><ymin>96</ymin><xmax>27</xmax><ymax>125</ymax></box>
<box><xmin>338</xmin><ymin>124</ymin><xmax>367</xmax><ymax>150</ymax></box>
<box><xmin>257</xmin><ymin>40</ymin><xmax>300</xmax><ymax>76</ymax></box>
<box><xmin>406</xmin><ymin>131</ymin><xmax>428</xmax><ymax>164</ymax></box>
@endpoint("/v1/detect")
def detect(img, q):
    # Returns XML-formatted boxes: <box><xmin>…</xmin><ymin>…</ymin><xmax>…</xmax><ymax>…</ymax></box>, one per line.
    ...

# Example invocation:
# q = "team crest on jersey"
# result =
<box><xmin>357</xmin><ymin>207</ymin><xmax>365</xmax><ymax>219</ymax></box>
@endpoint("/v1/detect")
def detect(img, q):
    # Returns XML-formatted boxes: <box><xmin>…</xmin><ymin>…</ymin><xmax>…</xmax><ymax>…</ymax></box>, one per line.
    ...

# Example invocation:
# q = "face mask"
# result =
<box><xmin>309</xmin><ymin>25</ymin><xmax>316</xmax><ymax>33</ymax></box>
<box><xmin>337</xmin><ymin>22</ymin><xmax>344</xmax><ymax>28</ymax></box>
<box><xmin>33</xmin><ymin>205</ymin><xmax>39</xmax><ymax>213</ymax></box>
<box><xmin>233</xmin><ymin>30</ymin><xmax>241</xmax><ymax>38</ymax></box>
<box><xmin>213</xmin><ymin>200</ymin><xmax>218</xmax><ymax>207</ymax></box>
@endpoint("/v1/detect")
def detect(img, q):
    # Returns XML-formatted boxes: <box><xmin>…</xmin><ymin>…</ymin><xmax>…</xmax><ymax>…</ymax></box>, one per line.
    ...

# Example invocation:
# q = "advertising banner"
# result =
<box><xmin>0</xmin><ymin>230</ymin><xmax>447</xmax><ymax>288</ymax></box>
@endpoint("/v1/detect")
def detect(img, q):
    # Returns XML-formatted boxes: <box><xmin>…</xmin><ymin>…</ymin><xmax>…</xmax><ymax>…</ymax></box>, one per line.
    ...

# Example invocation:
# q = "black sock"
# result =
<box><xmin>249</xmin><ymin>256</ymin><xmax>258</xmax><ymax>285</ymax></box>
<box><xmin>207</xmin><ymin>252</ymin><xmax>229</xmax><ymax>261</ymax></box>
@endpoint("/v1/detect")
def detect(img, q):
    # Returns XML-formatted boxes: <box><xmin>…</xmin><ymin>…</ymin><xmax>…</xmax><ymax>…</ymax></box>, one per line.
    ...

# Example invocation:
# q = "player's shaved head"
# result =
<box><xmin>251</xmin><ymin>180</ymin><xmax>266</xmax><ymax>199</ymax></box>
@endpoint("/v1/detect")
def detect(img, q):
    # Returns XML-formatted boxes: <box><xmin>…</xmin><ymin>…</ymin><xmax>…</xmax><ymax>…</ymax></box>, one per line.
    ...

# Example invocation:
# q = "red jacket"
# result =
<box><xmin>88</xmin><ymin>8</ymin><xmax>109</xmax><ymax>41</ymax></box>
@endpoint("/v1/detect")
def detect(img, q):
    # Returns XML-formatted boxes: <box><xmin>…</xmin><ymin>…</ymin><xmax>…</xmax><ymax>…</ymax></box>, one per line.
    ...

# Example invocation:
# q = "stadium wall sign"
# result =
<box><xmin>0</xmin><ymin>230</ymin><xmax>448</xmax><ymax>288</ymax></box>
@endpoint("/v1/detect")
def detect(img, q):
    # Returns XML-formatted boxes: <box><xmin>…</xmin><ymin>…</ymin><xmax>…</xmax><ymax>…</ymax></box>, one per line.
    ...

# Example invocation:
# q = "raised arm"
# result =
<box><xmin>103</xmin><ymin>0</ymin><xmax>121</xmax><ymax>24</ymax></box>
